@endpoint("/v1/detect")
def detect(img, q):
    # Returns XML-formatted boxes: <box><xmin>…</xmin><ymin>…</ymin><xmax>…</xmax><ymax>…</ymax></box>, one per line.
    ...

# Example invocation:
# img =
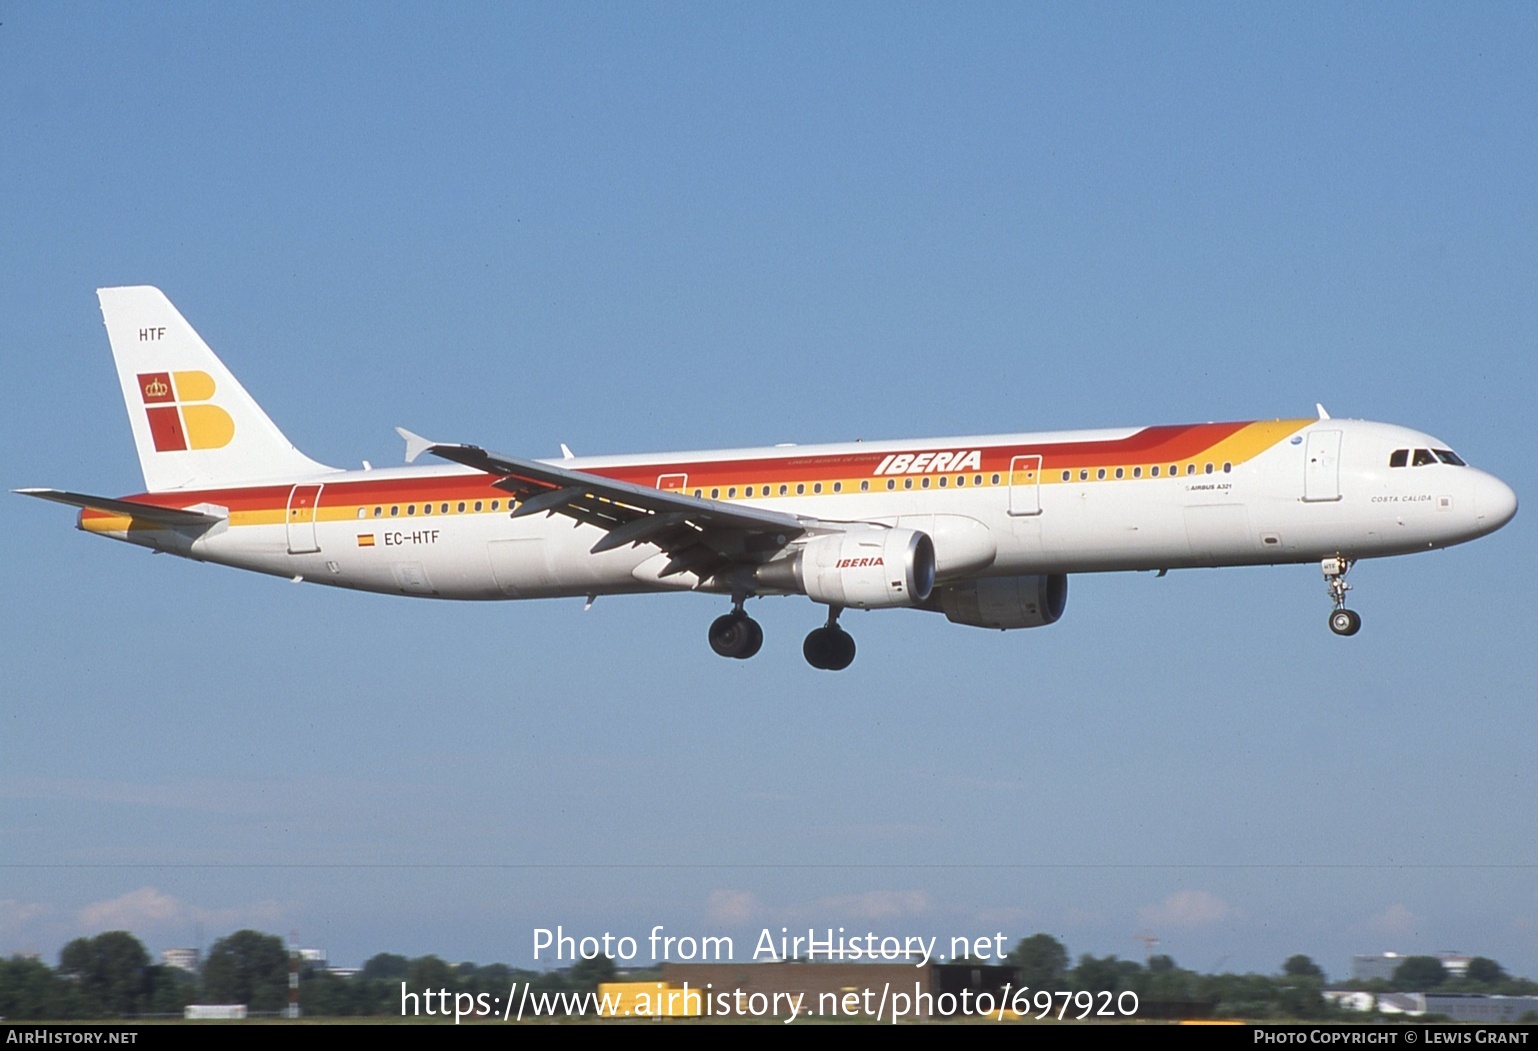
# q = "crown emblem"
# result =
<box><xmin>144</xmin><ymin>377</ymin><xmax>169</xmax><ymax>398</ymax></box>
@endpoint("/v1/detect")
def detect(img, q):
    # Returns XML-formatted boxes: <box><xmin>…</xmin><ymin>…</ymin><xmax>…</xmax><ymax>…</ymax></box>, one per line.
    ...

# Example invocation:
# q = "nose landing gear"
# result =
<box><xmin>1322</xmin><ymin>556</ymin><xmax>1361</xmax><ymax>636</ymax></box>
<box><xmin>1329</xmin><ymin>608</ymin><xmax>1362</xmax><ymax>636</ymax></box>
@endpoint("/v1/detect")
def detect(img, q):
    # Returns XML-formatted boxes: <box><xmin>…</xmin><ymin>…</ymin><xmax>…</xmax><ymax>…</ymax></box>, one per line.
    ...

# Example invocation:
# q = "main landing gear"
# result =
<box><xmin>803</xmin><ymin>607</ymin><xmax>856</xmax><ymax>672</ymax></box>
<box><xmin>708</xmin><ymin>602</ymin><xmax>763</xmax><ymax>660</ymax></box>
<box><xmin>1322</xmin><ymin>556</ymin><xmax>1362</xmax><ymax>637</ymax></box>
<box><xmin>706</xmin><ymin>602</ymin><xmax>857</xmax><ymax>670</ymax></box>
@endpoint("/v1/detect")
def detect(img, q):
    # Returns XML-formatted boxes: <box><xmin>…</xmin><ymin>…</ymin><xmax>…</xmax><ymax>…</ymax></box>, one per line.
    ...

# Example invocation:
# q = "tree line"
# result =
<box><xmin>0</xmin><ymin>930</ymin><xmax>611</xmax><ymax>1020</ymax></box>
<box><xmin>2</xmin><ymin>929</ymin><xmax>1533</xmax><ymax>1020</ymax></box>
<box><xmin>1008</xmin><ymin>934</ymin><xmax>1537</xmax><ymax>1020</ymax></box>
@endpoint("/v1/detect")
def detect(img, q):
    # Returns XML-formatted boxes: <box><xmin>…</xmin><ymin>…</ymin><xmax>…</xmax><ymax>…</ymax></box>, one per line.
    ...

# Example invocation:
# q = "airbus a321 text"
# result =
<box><xmin>19</xmin><ymin>287</ymin><xmax>1518</xmax><ymax>670</ymax></box>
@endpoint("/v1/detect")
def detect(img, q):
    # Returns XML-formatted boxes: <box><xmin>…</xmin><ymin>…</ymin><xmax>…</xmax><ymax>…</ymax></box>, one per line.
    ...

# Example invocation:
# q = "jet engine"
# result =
<box><xmin>922</xmin><ymin>573</ymin><xmax>1068</xmax><ymax>630</ymax></box>
<box><xmin>756</xmin><ymin>528</ymin><xmax>935</xmax><ymax>609</ymax></box>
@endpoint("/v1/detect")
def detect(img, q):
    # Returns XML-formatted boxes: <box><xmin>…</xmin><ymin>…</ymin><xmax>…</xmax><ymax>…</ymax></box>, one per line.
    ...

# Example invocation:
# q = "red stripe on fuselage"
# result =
<box><xmin>82</xmin><ymin>422</ymin><xmax>1261</xmax><ymax>519</ymax></box>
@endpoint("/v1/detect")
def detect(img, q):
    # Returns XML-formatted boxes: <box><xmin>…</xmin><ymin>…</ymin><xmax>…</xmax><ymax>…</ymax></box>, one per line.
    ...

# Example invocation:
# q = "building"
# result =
<box><xmin>162</xmin><ymin>948</ymin><xmax>200</xmax><ymax>973</ymax></box>
<box><xmin>1350</xmin><ymin>951</ymin><xmax>1471</xmax><ymax>983</ymax></box>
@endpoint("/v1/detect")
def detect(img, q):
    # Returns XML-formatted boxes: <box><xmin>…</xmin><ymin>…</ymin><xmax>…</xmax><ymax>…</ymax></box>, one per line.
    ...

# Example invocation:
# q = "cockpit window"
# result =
<box><xmin>1393</xmin><ymin>447</ymin><xmax>1463</xmax><ymax>467</ymax></box>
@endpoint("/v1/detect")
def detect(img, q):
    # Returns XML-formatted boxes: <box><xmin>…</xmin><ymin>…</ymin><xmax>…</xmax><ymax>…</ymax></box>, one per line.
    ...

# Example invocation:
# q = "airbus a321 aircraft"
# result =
<box><xmin>19</xmin><ymin>287</ymin><xmax>1519</xmax><ymax>670</ymax></box>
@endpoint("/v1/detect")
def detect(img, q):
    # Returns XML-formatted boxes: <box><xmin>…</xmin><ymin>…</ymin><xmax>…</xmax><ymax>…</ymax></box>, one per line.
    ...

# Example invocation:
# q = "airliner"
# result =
<box><xmin>18</xmin><ymin>287</ymin><xmax>1518</xmax><ymax>670</ymax></box>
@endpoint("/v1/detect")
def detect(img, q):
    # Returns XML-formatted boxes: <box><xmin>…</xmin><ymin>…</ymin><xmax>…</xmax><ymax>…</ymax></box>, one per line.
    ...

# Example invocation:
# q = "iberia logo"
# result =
<box><xmin>137</xmin><ymin>371</ymin><xmax>235</xmax><ymax>451</ymax></box>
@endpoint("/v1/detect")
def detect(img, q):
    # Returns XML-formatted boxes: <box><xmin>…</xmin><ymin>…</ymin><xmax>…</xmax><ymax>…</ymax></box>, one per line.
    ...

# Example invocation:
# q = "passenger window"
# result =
<box><xmin>860</xmin><ymin>480</ymin><xmax>869</xmax><ymax>492</ymax></box>
<box><xmin>1204</xmin><ymin>463</ymin><xmax>1213</xmax><ymax>474</ymax></box>
<box><xmin>457</xmin><ymin>502</ymin><xmax>466</xmax><ymax>513</ymax></box>
<box><xmin>422</xmin><ymin>503</ymin><xmax>432</xmax><ymax>515</ymax></box>
<box><xmin>796</xmin><ymin>483</ymin><xmax>805</xmax><ymax>495</ymax></box>
<box><xmin>780</xmin><ymin>484</ymin><xmax>789</xmax><ymax>496</ymax></box>
<box><xmin>937</xmin><ymin>476</ymin><xmax>947</xmax><ymax>487</ymax></box>
<box><xmin>1151</xmin><ymin>466</ymin><xmax>1159</xmax><ymax>477</ymax></box>
<box><xmin>406</xmin><ymin>504</ymin><xmax>415</xmax><ymax>515</ymax></box>
<box><xmin>474</xmin><ymin>501</ymin><xmax>483</xmax><ymax>512</ymax></box>
<box><xmin>974</xmin><ymin>475</ymin><xmax>983</xmax><ymax>486</ymax></box>
<box><xmin>1222</xmin><ymin>462</ymin><xmax>1231</xmax><ymax>473</ymax></box>
<box><xmin>710</xmin><ymin>488</ymin><xmax>720</xmax><ymax>498</ymax></box>
<box><xmin>1097</xmin><ymin>468</ymin><xmax>1106</xmax><ymax>480</ymax></box>
<box><xmin>921</xmin><ymin>477</ymin><xmax>930</xmax><ymax>488</ymax></box>
<box><xmin>441</xmin><ymin>503</ymin><xmax>449</xmax><ymax>514</ymax></box>
<box><xmin>728</xmin><ymin>487</ymin><xmax>736</xmax><ymax>498</ymax></box>
<box><xmin>491</xmin><ymin>500</ymin><xmax>500</xmax><ymax>511</ymax></box>
<box><xmin>886</xmin><ymin>479</ymin><xmax>895</xmax><ymax>491</ymax></box>
<box><xmin>1186</xmin><ymin>464</ymin><xmax>1195</xmax><ymax>475</ymax></box>
<box><xmin>356</xmin><ymin>507</ymin><xmax>366</xmax><ymax>519</ymax></box>
<box><xmin>1115</xmin><ymin>467</ymin><xmax>1124</xmax><ymax>479</ymax></box>
<box><xmin>904</xmin><ymin>478</ymin><xmax>913</xmax><ymax>489</ymax></box>
<box><xmin>813</xmin><ymin>483</ymin><xmax>822</xmax><ymax>494</ymax></box>
<box><xmin>1079</xmin><ymin>469</ymin><xmax>1088</xmax><ymax>481</ymax></box>
<box><xmin>1133</xmin><ymin>467</ymin><xmax>1141</xmax><ymax>478</ymax></box>
<box><xmin>390</xmin><ymin>506</ymin><xmax>399</xmax><ymax>516</ymax></box>
<box><xmin>990</xmin><ymin>473</ymin><xmax>1000</xmax><ymax>485</ymax></box>
<box><xmin>374</xmin><ymin>506</ymin><xmax>383</xmax><ymax>517</ymax></box>
<box><xmin>1062</xmin><ymin>470</ymin><xmax>1070</xmax><ymax>482</ymax></box>
<box><xmin>833</xmin><ymin>482</ymin><xmax>842</xmax><ymax>493</ymax></box>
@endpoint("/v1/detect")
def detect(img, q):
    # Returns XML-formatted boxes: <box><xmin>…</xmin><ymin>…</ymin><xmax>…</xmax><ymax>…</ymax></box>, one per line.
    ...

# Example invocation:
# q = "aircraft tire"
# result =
<box><xmin>1329</xmin><ymin>609</ymin><xmax>1362</xmax><ymax>636</ymax></box>
<box><xmin>804</xmin><ymin>626</ymin><xmax>856</xmax><ymax>671</ymax></box>
<box><xmin>739</xmin><ymin>616</ymin><xmax>764</xmax><ymax>659</ymax></box>
<box><xmin>710</xmin><ymin>613</ymin><xmax>762</xmax><ymax>659</ymax></box>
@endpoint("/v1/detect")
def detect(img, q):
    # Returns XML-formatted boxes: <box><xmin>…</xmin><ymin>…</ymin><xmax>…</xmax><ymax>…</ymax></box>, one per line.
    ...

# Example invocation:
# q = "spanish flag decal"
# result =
<box><xmin>356</xmin><ymin>534</ymin><xmax>376</xmax><ymax>547</ymax></box>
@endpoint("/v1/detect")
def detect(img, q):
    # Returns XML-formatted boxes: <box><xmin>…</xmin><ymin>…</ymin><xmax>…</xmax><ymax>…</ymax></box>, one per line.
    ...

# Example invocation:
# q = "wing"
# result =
<box><xmin>398</xmin><ymin>430</ymin><xmax>814</xmax><ymax>583</ymax></box>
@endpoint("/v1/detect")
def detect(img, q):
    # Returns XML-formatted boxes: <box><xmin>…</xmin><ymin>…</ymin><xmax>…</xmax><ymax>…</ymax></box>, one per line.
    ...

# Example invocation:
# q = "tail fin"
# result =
<box><xmin>99</xmin><ymin>286</ymin><xmax>334</xmax><ymax>492</ymax></box>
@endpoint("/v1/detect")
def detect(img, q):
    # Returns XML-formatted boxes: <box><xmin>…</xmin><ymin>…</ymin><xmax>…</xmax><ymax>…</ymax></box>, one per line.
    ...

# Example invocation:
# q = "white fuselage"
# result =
<box><xmin>82</xmin><ymin>416</ymin><xmax>1516</xmax><ymax>604</ymax></box>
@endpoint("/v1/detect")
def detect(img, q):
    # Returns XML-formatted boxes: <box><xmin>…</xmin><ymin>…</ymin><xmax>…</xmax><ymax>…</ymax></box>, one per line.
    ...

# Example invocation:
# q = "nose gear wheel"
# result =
<box><xmin>1322</xmin><ymin>556</ymin><xmax>1361</xmax><ymax>637</ymax></box>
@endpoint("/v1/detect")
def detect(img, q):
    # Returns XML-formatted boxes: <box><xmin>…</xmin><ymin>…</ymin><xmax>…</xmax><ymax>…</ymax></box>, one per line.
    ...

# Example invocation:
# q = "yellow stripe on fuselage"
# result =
<box><xmin>82</xmin><ymin>421</ymin><xmax>1312</xmax><ymax>534</ymax></box>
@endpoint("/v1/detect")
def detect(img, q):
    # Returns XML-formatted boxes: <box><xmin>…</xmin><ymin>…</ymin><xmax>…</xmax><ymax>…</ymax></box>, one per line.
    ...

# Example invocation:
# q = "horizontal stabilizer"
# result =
<box><xmin>14</xmin><ymin>488</ymin><xmax>225</xmax><ymax>526</ymax></box>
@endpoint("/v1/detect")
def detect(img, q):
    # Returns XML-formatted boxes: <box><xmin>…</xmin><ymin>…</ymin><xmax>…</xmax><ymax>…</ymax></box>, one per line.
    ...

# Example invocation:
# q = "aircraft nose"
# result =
<box><xmin>1474</xmin><ymin>472</ymin><xmax>1518</xmax><ymax>532</ymax></box>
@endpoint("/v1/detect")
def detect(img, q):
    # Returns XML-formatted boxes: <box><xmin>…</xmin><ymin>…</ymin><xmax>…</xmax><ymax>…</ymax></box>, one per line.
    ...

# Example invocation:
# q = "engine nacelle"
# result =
<box><xmin>923</xmin><ymin>573</ymin><xmax>1068</xmax><ymax>630</ymax></box>
<box><xmin>756</xmin><ymin>528</ymin><xmax>935</xmax><ymax>609</ymax></box>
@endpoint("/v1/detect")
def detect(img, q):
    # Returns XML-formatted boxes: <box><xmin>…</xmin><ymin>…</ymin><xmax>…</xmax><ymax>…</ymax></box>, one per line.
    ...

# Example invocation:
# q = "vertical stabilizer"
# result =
<box><xmin>98</xmin><ymin>286</ymin><xmax>334</xmax><ymax>492</ymax></box>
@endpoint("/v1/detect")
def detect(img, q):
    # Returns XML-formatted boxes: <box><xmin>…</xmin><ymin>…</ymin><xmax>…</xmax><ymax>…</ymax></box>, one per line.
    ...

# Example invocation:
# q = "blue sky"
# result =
<box><xmin>4</xmin><ymin>4</ymin><xmax>1535</xmax><ymax>981</ymax></box>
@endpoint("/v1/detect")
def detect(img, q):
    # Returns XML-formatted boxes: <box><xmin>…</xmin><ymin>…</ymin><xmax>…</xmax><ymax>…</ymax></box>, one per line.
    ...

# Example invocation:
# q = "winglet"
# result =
<box><xmin>1316</xmin><ymin>403</ymin><xmax>1331</xmax><ymax>420</ymax></box>
<box><xmin>395</xmin><ymin>427</ymin><xmax>436</xmax><ymax>464</ymax></box>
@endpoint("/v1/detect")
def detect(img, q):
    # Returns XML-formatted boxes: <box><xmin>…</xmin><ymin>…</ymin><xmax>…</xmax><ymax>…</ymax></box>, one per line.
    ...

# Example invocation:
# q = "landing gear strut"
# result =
<box><xmin>803</xmin><ymin>607</ymin><xmax>856</xmax><ymax>671</ymax></box>
<box><xmin>709</xmin><ymin>599</ymin><xmax>763</xmax><ymax>660</ymax></box>
<box><xmin>1322</xmin><ymin>556</ymin><xmax>1361</xmax><ymax>637</ymax></box>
